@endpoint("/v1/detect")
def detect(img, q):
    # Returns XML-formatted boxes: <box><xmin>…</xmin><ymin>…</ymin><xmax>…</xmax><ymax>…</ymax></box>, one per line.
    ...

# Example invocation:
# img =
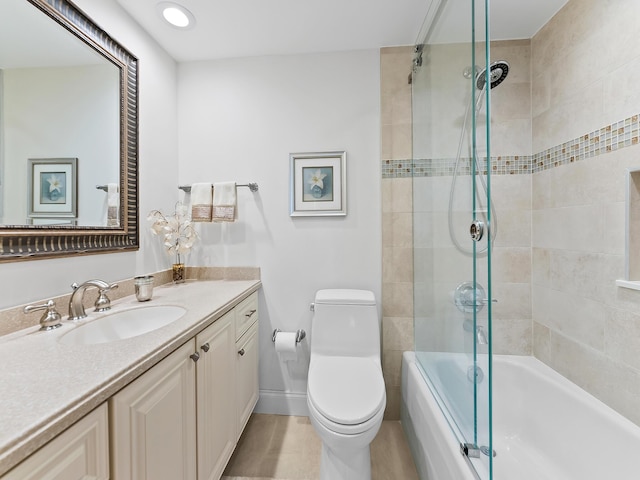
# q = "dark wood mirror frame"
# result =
<box><xmin>0</xmin><ymin>0</ymin><xmax>138</xmax><ymax>262</ymax></box>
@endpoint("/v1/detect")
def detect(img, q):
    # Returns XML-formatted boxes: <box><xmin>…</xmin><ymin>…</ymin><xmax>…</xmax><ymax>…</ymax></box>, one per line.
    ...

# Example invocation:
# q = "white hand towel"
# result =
<box><xmin>212</xmin><ymin>182</ymin><xmax>237</xmax><ymax>222</ymax></box>
<box><xmin>191</xmin><ymin>183</ymin><xmax>213</xmax><ymax>222</ymax></box>
<box><xmin>107</xmin><ymin>183</ymin><xmax>119</xmax><ymax>227</ymax></box>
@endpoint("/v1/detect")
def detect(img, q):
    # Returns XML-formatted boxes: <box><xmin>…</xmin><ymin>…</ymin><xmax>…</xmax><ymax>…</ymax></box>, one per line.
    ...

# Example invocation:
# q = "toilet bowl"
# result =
<box><xmin>307</xmin><ymin>289</ymin><xmax>386</xmax><ymax>480</ymax></box>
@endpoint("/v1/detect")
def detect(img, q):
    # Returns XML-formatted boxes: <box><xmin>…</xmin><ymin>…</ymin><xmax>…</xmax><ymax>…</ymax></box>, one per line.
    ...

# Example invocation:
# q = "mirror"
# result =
<box><xmin>0</xmin><ymin>0</ymin><xmax>138</xmax><ymax>261</ymax></box>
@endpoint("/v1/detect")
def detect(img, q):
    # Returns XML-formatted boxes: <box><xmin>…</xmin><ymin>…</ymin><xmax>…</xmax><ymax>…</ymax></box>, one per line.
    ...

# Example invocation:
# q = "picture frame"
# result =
<box><xmin>27</xmin><ymin>158</ymin><xmax>77</xmax><ymax>218</ymax></box>
<box><xmin>289</xmin><ymin>151</ymin><xmax>346</xmax><ymax>217</ymax></box>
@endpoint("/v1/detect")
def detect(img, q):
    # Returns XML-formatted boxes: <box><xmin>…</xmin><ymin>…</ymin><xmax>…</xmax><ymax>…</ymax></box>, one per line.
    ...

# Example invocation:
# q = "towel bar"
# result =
<box><xmin>178</xmin><ymin>183</ymin><xmax>259</xmax><ymax>193</ymax></box>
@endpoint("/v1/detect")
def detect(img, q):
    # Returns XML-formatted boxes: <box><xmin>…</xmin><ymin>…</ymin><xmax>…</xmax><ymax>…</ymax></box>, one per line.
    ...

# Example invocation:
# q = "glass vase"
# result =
<box><xmin>172</xmin><ymin>263</ymin><xmax>185</xmax><ymax>283</ymax></box>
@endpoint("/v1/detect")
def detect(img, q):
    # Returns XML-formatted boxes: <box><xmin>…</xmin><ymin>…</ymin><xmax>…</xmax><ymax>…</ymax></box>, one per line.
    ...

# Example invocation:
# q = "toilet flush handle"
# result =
<box><xmin>310</xmin><ymin>303</ymin><xmax>315</xmax><ymax>312</ymax></box>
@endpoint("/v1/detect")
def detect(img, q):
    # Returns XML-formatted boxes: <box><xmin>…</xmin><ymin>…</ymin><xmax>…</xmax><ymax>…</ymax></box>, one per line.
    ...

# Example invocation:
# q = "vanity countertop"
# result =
<box><xmin>0</xmin><ymin>278</ymin><xmax>261</xmax><ymax>476</ymax></box>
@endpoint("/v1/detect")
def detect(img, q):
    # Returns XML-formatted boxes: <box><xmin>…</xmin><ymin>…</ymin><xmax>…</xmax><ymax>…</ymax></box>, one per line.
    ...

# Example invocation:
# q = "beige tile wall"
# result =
<box><xmin>380</xmin><ymin>41</ymin><xmax>534</xmax><ymax>418</ymax></box>
<box><xmin>531</xmin><ymin>0</ymin><xmax>640</xmax><ymax>425</ymax></box>
<box><xmin>489</xmin><ymin>40</ymin><xmax>533</xmax><ymax>157</ymax></box>
<box><xmin>490</xmin><ymin>175</ymin><xmax>533</xmax><ymax>354</ymax></box>
<box><xmin>485</xmin><ymin>40</ymin><xmax>534</xmax><ymax>354</ymax></box>
<box><xmin>381</xmin><ymin>46</ymin><xmax>414</xmax><ymax>420</ymax></box>
<box><xmin>532</xmin><ymin>0</ymin><xmax>640</xmax><ymax>152</ymax></box>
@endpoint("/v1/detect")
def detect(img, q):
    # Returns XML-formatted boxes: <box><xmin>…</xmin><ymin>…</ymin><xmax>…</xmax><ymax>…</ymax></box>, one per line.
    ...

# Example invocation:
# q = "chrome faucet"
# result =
<box><xmin>68</xmin><ymin>279</ymin><xmax>118</xmax><ymax>321</ymax></box>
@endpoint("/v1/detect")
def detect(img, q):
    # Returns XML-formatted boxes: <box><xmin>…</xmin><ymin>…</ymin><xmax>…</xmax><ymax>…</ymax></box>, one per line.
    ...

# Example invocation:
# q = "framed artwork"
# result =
<box><xmin>27</xmin><ymin>158</ymin><xmax>77</xmax><ymax>218</ymax></box>
<box><xmin>289</xmin><ymin>151</ymin><xmax>346</xmax><ymax>217</ymax></box>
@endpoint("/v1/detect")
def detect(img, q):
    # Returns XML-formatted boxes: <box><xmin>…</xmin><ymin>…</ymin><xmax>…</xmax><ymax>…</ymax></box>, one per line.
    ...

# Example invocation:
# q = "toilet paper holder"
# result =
<box><xmin>272</xmin><ymin>328</ymin><xmax>306</xmax><ymax>344</ymax></box>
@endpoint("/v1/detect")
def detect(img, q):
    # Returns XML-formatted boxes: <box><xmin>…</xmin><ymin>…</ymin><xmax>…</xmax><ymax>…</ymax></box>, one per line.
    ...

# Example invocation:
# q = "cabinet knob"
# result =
<box><xmin>245</xmin><ymin>309</ymin><xmax>256</xmax><ymax>318</ymax></box>
<box><xmin>190</xmin><ymin>352</ymin><xmax>200</xmax><ymax>362</ymax></box>
<box><xmin>201</xmin><ymin>343</ymin><xmax>210</xmax><ymax>352</ymax></box>
<box><xmin>238</xmin><ymin>348</ymin><xmax>245</xmax><ymax>356</ymax></box>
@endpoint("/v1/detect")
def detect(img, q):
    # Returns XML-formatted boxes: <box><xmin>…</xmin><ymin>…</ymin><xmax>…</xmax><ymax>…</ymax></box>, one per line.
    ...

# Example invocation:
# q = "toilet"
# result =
<box><xmin>307</xmin><ymin>289</ymin><xmax>386</xmax><ymax>480</ymax></box>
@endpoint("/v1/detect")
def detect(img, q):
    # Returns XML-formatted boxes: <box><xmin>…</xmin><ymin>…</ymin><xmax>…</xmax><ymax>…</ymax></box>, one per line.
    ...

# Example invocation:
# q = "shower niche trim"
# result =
<box><xmin>616</xmin><ymin>168</ymin><xmax>640</xmax><ymax>290</ymax></box>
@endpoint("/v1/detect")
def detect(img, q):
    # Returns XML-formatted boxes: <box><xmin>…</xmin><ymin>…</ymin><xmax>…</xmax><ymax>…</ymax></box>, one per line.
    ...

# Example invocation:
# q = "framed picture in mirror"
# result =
<box><xmin>27</xmin><ymin>158</ymin><xmax>77</xmax><ymax>218</ymax></box>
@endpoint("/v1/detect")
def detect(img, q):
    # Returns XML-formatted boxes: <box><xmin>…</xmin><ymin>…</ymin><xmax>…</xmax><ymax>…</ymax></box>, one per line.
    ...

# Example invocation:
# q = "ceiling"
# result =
<box><xmin>117</xmin><ymin>0</ymin><xmax>569</xmax><ymax>63</ymax></box>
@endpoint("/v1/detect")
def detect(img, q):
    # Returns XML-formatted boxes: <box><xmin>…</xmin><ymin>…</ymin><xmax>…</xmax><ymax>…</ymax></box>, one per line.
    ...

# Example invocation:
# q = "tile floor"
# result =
<box><xmin>222</xmin><ymin>414</ymin><xmax>419</xmax><ymax>480</ymax></box>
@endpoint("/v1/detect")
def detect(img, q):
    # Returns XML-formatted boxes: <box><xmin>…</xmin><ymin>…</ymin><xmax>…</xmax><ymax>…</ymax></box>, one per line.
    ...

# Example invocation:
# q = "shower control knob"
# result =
<box><xmin>470</xmin><ymin>220</ymin><xmax>484</xmax><ymax>242</ymax></box>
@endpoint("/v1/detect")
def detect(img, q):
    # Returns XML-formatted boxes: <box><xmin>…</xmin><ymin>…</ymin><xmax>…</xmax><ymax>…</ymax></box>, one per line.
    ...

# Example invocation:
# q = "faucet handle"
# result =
<box><xmin>24</xmin><ymin>300</ymin><xmax>63</xmax><ymax>331</ymax></box>
<box><xmin>94</xmin><ymin>283</ymin><xmax>118</xmax><ymax>312</ymax></box>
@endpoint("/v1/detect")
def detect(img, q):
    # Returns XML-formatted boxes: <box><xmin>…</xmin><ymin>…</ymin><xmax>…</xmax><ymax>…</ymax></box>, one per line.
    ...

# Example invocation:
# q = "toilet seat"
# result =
<box><xmin>308</xmin><ymin>356</ymin><xmax>385</xmax><ymax>435</ymax></box>
<box><xmin>308</xmin><ymin>393</ymin><xmax>385</xmax><ymax>436</ymax></box>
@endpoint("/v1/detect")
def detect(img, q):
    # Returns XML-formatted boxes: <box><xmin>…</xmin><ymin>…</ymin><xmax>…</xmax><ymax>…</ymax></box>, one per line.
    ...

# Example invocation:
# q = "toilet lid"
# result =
<box><xmin>308</xmin><ymin>356</ymin><xmax>385</xmax><ymax>425</ymax></box>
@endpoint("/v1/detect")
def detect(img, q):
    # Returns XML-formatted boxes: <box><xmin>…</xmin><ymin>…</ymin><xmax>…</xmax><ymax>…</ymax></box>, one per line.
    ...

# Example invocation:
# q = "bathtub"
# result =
<box><xmin>401</xmin><ymin>351</ymin><xmax>640</xmax><ymax>480</ymax></box>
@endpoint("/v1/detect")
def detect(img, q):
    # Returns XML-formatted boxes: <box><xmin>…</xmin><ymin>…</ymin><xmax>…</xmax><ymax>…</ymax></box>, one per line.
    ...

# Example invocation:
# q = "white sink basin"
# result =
<box><xmin>59</xmin><ymin>305</ymin><xmax>186</xmax><ymax>345</ymax></box>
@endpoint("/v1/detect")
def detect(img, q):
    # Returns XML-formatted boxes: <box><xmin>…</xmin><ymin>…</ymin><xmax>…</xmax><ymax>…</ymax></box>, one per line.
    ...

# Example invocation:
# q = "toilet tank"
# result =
<box><xmin>311</xmin><ymin>289</ymin><xmax>380</xmax><ymax>358</ymax></box>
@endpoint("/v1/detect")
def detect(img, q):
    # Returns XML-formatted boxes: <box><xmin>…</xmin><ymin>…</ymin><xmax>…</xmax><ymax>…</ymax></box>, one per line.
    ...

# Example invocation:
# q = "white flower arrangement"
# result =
<box><xmin>147</xmin><ymin>202</ymin><xmax>197</xmax><ymax>264</ymax></box>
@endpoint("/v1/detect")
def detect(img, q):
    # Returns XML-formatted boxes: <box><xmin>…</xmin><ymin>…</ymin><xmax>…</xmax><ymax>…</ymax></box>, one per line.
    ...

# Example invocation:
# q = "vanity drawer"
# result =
<box><xmin>235</xmin><ymin>292</ymin><xmax>258</xmax><ymax>340</ymax></box>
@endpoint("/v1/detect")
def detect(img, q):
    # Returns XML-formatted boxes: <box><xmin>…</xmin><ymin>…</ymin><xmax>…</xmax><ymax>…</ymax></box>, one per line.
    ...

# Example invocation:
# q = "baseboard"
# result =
<box><xmin>254</xmin><ymin>390</ymin><xmax>309</xmax><ymax>416</ymax></box>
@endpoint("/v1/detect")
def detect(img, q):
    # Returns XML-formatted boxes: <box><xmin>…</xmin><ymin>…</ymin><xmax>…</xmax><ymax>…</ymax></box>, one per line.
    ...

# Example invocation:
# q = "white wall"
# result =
<box><xmin>0</xmin><ymin>0</ymin><xmax>179</xmax><ymax>309</ymax></box>
<box><xmin>177</xmin><ymin>50</ymin><xmax>382</xmax><ymax>411</ymax></box>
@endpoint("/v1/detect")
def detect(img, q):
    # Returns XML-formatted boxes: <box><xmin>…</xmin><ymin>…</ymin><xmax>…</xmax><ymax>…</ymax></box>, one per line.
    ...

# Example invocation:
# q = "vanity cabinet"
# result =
<box><xmin>110</xmin><ymin>292</ymin><xmax>259</xmax><ymax>480</ymax></box>
<box><xmin>110</xmin><ymin>340</ymin><xmax>198</xmax><ymax>480</ymax></box>
<box><xmin>3</xmin><ymin>403</ymin><xmax>109</xmax><ymax>480</ymax></box>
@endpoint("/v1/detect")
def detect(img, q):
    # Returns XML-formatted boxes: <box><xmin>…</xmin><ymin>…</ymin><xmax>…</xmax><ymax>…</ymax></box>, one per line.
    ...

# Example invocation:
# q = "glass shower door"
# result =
<box><xmin>412</xmin><ymin>0</ymin><xmax>493</xmax><ymax>478</ymax></box>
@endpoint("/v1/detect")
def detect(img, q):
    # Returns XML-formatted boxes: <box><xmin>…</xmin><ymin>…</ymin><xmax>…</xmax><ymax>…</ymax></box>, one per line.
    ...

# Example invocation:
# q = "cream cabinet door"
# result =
<box><xmin>2</xmin><ymin>403</ymin><xmax>109</xmax><ymax>480</ymax></box>
<box><xmin>196</xmin><ymin>310</ymin><xmax>236</xmax><ymax>480</ymax></box>
<box><xmin>110</xmin><ymin>339</ymin><xmax>197</xmax><ymax>480</ymax></box>
<box><xmin>236</xmin><ymin>320</ymin><xmax>259</xmax><ymax>437</ymax></box>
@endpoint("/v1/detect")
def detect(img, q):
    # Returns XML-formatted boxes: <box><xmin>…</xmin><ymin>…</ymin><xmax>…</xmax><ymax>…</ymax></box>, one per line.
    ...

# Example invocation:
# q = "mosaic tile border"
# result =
<box><xmin>382</xmin><ymin>114</ymin><xmax>640</xmax><ymax>178</ymax></box>
<box><xmin>533</xmin><ymin>114</ymin><xmax>640</xmax><ymax>172</ymax></box>
<box><xmin>382</xmin><ymin>155</ymin><xmax>531</xmax><ymax>178</ymax></box>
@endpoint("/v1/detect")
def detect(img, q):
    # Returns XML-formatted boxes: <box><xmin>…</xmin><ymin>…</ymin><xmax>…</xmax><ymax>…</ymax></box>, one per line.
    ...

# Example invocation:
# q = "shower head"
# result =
<box><xmin>475</xmin><ymin>61</ymin><xmax>509</xmax><ymax>90</ymax></box>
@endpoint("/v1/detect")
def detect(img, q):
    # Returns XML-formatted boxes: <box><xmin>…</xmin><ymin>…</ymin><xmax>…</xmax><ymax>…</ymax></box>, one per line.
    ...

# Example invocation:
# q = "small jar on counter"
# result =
<box><xmin>134</xmin><ymin>275</ymin><xmax>154</xmax><ymax>302</ymax></box>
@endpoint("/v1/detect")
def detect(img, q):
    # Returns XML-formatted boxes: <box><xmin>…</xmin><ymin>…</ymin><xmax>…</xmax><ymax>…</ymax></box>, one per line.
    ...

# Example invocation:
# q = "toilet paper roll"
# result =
<box><xmin>274</xmin><ymin>331</ymin><xmax>298</xmax><ymax>362</ymax></box>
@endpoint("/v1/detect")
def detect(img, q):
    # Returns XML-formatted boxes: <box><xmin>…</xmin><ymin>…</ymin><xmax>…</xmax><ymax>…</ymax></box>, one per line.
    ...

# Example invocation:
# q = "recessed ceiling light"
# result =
<box><xmin>157</xmin><ymin>2</ymin><xmax>195</xmax><ymax>29</ymax></box>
